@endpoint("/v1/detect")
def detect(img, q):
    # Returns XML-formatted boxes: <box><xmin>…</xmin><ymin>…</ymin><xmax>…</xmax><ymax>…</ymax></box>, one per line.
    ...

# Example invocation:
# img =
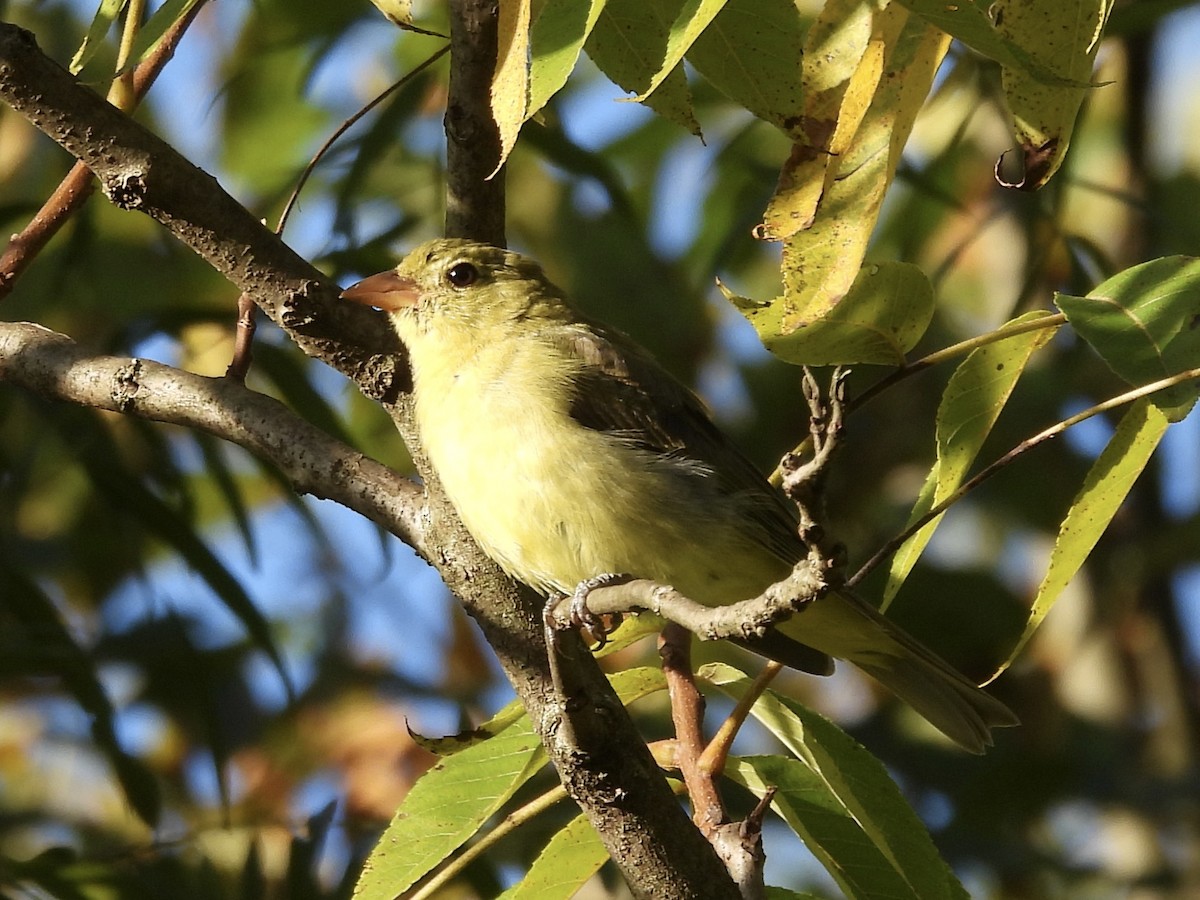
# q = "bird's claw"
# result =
<box><xmin>545</xmin><ymin>573</ymin><xmax>629</xmax><ymax>649</ymax></box>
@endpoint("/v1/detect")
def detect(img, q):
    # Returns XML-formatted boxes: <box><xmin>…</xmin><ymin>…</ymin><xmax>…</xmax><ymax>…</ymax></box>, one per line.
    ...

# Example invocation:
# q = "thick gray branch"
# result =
<box><xmin>0</xmin><ymin>322</ymin><xmax>434</xmax><ymax>559</ymax></box>
<box><xmin>0</xmin><ymin>23</ymin><xmax>395</xmax><ymax>377</ymax></box>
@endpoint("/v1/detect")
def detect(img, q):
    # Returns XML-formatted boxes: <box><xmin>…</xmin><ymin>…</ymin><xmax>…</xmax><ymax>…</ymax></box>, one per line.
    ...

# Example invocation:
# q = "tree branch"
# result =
<box><xmin>0</xmin><ymin>23</ymin><xmax>391</xmax><ymax>364</ymax></box>
<box><xmin>0</xmin><ymin>321</ymin><xmax>434</xmax><ymax>557</ymax></box>
<box><xmin>547</xmin><ymin>566</ymin><xmax>829</xmax><ymax>642</ymax></box>
<box><xmin>0</xmin><ymin>1</ymin><xmax>209</xmax><ymax>300</ymax></box>
<box><xmin>445</xmin><ymin>0</ymin><xmax>506</xmax><ymax>244</ymax></box>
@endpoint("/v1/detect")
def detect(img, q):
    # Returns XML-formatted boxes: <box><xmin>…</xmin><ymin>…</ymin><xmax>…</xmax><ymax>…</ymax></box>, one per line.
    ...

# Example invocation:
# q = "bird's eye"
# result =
<box><xmin>446</xmin><ymin>262</ymin><xmax>479</xmax><ymax>288</ymax></box>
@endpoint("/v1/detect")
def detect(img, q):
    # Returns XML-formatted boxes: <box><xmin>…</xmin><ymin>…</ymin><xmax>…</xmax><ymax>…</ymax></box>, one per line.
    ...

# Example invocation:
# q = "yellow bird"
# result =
<box><xmin>342</xmin><ymin>238</ymin><xmax>1017</xmax><ymax>752</ymax></box>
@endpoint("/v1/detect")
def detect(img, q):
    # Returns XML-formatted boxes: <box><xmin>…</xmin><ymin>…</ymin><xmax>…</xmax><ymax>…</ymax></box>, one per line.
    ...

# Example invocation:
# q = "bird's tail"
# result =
<box><xmin>780</xmin><ymin>591</ymin><xmax>1019</xmax><ymax>753</ymax></box>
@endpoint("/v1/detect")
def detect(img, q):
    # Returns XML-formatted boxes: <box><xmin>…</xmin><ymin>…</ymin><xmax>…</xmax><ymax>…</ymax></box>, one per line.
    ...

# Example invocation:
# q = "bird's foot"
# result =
<box><xmin>544</xmin><ymin>573</ymin><xmax>630</xmax><ymax>649</ymax></box>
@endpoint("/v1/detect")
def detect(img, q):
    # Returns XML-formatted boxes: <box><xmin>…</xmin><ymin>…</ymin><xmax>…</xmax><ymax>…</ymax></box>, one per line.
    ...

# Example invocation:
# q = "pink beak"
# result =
<box><xmin>340</xmin><ymin>271</ymin><xmax>419</xmax><ymax>311</ymax></box>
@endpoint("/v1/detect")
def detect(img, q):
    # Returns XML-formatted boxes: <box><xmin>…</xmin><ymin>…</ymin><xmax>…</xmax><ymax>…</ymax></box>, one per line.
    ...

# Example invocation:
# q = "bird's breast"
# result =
<box><xmin>409</xmin><ymin>334</ymin><xmax>786</xmax><ymax>603</ymax></box>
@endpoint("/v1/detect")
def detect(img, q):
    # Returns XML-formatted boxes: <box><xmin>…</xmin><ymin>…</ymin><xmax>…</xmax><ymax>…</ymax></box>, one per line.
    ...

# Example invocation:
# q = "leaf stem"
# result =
<box><xmin>850</xmin><ymin>312</ymin><xmax>1067</xmax><ymax>412</ymax></box>
<box><xmin>848</xmin><ymin>366</ymin><xmax>1200</xmax><ymax>588</ymax></box>
<box><xmin>275</xmin><ymin>43</ymin><xmax>450</xmax><ymax>236</ymax></box>
<box><xmin>409</xmin><ymin>784</ymin><xmax>569</xmax><ymax>900</ymax></box>
<box><xmin>698</xmin><ymin>661</ymin><xmax>783</xmax><ymax>778</ymax></box>
<box><xmin>770</xmin><ymin>313</ymin><xmax>1066</xmax><ymax>485</ymax></box>
<box><xmin>108</xmin><ymin>0</ymin><xmax>148</xmax><ymax>110</ymax></box>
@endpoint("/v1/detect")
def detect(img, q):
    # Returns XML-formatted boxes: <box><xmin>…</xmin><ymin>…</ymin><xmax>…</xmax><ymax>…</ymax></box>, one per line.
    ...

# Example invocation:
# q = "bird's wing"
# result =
<box><xmin>554</xmin><ymin>321</ymin><xmax>834</xmax><ymax>676</ymax></box>
<box><xmin>556</xmin><ymin>321</ymin><xmax>804</xmax><ymax>568</ymax></box>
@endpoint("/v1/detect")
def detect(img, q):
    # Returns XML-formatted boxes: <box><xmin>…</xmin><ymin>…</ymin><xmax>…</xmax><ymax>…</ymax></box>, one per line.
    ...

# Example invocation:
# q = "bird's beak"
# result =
<box><xmin>340</xmin><ymin>271</ymin><xmax>419</xmax><ymax>311</ymax></box>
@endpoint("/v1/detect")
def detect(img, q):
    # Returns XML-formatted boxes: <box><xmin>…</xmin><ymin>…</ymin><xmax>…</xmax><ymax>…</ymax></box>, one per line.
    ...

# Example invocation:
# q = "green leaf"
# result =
<box><xmin>125</xmin><ymin>0</ymin><xmax>206</xmax><ymax>71</ymax></box>
<box><xmin>409</xmin><ymin>696</ymin><xmax>530</xmax><ymax>756</ymax></box>
<box><xmin>988</xmin><ymin>398</ymin><xmax>1168</xmax><ymax>682</ymax></box>
<box><xmin>528</xmin><ymin>0</ymin><xmax>608</xmax><ymax>118</ymax></box>
<box><xmin>70</xmin><ymin>0</ymin><xmax>127</xmax><ymax>74</ymax></box>
<box><xmin>893</xmin><ymin>0</ymin><xmax>1100</xmax><ymax>89</ymax></box>
<box><xmin>633</xmin><ymin>0</ymin><xmax>729</xmax><ymax>102</ymax></box>
<box><xmin>592</xmin><ymin>611</ymin><xmax>668</xmax><ymax>657</ymax></box>
<box><xmin>497</xmin><ymin>813</ymin><xmax>609</xmax><ymax>899</ymax></box>
<box><xmin>493</xmin><ymin>0</ymin><xmax>534</xmax><ymax>173</ymax></box>
<box><xmin>1055</xmin><ymin>256</ymin><xmax>1200</xmax><ymax>421</ymax></box>
<box><xmin>353</xmin><ymin>718</ymin><xmax>546</xmax><ymax>900</ymax></box>
<box><xmin>991</xmin><ymin>0</ymin><xmax>1114</xmax><ymax>188</ymax></box>
<box><xmin>585</xmin><ymin>0</ymin><xmax>702</xmax><ymax>136</ymax></box>
<box><xmin>729</xmin><ymin>261</ymin><xmax>935</xmax><ymax>366</ymax></box>
<box><xmin>686</xmin><ymin>0</ymin><xmax>808</xmax><ymax>137</ymax></box>
<box><xmin>704</xmin><ymin>663</ymin><xmax>968</xmax><ymax>900</ymax></box>
<box><xmin>361</xmin><ymin>665</ymin><xmax>668</xmax><ymax>897</ymax></box>
<box><xmin>884</xmin><ymin>311</ymin><xmax>1060</xmax><ymax>607</ymax></box>
<box><xmin>412</xmin><ymin>665</ymin><xmax>667</xmax><ymax>756</ymax></box>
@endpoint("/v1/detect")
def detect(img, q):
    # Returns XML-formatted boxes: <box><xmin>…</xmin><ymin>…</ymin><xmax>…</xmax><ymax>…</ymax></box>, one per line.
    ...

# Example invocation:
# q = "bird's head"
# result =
<box><xmin>340</xmin><ymin>239</ymin><xmax>562</xmax><ymax>340</ymax></box>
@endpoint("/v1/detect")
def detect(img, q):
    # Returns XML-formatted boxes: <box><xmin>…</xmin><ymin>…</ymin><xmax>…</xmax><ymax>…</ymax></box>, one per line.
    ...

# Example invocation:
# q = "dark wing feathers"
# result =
<box><xmin>558</xmin><ymin>323</ymin><xmax>805</xmax><ymax>568</ymax></box>
<box><xmin>555</xmin><ymin>322</ymin><xmax>834</xmax><ymax>677</ymax></box>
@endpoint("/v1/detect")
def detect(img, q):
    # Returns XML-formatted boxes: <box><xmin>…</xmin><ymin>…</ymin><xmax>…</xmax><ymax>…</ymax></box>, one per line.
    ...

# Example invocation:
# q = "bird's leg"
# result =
<box><xmin>541</xmin><ymin>576</ymin><xmax>633</xmax><ymax>749</ymax></box>
<box><xmin>545</xmin><ymin>572</ymin><xmax>632</xmax><ymax>649</ymax></box>
<box><xmin>780</xmin><ymin>368</ymin><xmax>849</xmax><ymax>582</ymax></box>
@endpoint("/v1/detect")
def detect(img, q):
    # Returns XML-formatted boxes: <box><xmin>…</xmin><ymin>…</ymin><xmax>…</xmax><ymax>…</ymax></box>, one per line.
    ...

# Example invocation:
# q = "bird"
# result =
<box><xmin>341</xmin><ymin>238</ymin><xmax>1018</xmax><ymax>753</ymax></box>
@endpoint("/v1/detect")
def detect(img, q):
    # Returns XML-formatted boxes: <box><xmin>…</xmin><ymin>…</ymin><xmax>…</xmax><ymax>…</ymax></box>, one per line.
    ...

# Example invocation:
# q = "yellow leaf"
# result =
<box><xmin>759</xmin><ymin>0</ymin><xmax>876</xmax><ymax>239</ymax></box>
<box><xmin>752</xmin><ymin>6</ymin><xmax>949</xmax><ymax>338</ymax></box>
<box><xmin>491</xmin><ymin>0</ymin><xmax>534</xmax><ymax>177</ymax></box>
<box><xmin>368</xmin><ymin>0</ymin><xmax>413</xmax><ymax>27</ymax></box>
<box><xmin>993</xmin><ymin>0</ymin><xmax>1114</xmax><ymax>189</ymax></box>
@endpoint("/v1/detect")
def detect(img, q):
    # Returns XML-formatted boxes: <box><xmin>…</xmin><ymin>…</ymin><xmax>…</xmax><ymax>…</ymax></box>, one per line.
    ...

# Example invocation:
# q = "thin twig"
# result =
<box><xmin>274</xmin><ymin>43</ymin><xmax>450</xmax><ymax>237</ymax></box>
<box><xmin>769</xmin><ymin>313</ymin><xmax>1065</xmax><ymax>486</ymax></box>
<box><xmin>698</xmin><ymin>662</ymin><xmax>783</xmax><ymax>780</ymax></box>
<box><xmin>249</xmin><ymin>41</ymin><xmax>445</xmax><ymax>379</ymax></box>
<box><xmin>849</xmin><ymin>366</ymin><xmax>1200</xmax><ymax>588</ymax></box>
<box><xmin>659</xmin><ymin>623</ymin><xmax>726</xmax><ymax>833</ymax></box>
<box><xmin>225</xmin><ymin>292</ymin><xmax>257</xmax><ymax>382</ymax></box>
<box><xmin>0</xmin><ymin>0</ymin><xmax>209</xmax><ymax>301</ymax></box>
<box><xmin>850</xmin><ymin>313</ymin><xmax>1067</xmax><ymax>413</ymax></box>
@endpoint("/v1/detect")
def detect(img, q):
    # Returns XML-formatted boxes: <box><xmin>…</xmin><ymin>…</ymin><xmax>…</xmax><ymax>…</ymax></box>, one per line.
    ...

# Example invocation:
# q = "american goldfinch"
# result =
<box><xmin>342</xmin><ymin>239</ymin><xmax>1017</xmax><ymax>752</ymax></box>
